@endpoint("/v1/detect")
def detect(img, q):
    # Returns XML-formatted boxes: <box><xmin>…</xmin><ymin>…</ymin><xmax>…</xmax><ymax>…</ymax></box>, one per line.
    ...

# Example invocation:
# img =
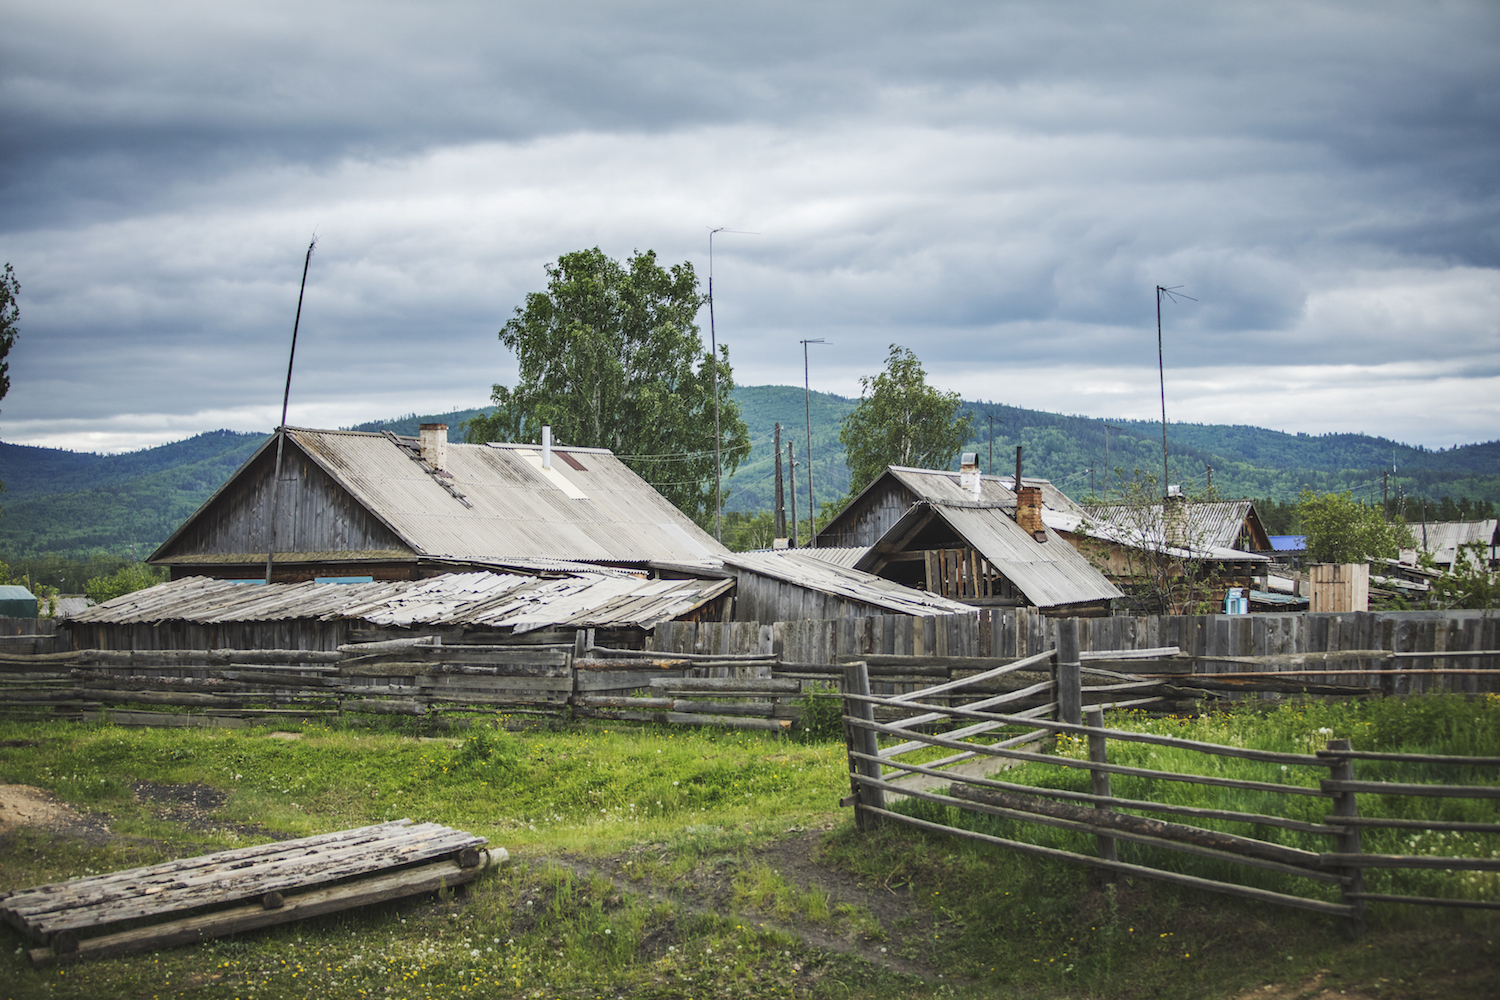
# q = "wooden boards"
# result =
<box><xmin>0</xmin><ymin>819</ymin><xmax>495</xmax><ymax>966</ymax></box>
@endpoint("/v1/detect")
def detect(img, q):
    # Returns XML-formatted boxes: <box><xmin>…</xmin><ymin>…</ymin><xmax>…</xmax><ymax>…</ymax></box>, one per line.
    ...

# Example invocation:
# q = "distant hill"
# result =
<box><xmin>2</xmin><ymin>392</ymin><xmax>1496</xmax><ymax>561</ymax></box>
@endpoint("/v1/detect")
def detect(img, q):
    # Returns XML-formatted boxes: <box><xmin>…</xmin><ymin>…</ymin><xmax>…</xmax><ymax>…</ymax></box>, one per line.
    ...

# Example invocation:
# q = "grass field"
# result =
<box><xmin>0</xmin><ymin>696</ymin><xmax>1496</xmax><ymax>1000</ymax></box>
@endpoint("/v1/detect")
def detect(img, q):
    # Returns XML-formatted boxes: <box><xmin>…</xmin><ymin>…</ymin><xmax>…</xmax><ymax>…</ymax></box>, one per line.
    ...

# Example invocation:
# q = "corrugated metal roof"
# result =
<box><xmin>1081</xmin><ymin>500</ymin><xmax>1260</xmax><ymax>551</ymax></box>
<box><xmin>794</xmin><ymin>546</ymin><xmax>870</xmax><ymax>569</ymax></box>
<box><xmin>884</xmin><ymin>467</ymin><xmax>1087</xmax><ymax>515</ymax></box>
<box><xmin>1268</xmin><ymin>535</ymin><xmax>1307</xmax><ymax>552</ymax></box>
<box><xmin>1402</xmin><ymin>519</ymin><xmax>1498</xmax><ymax>567</ymax></box>
<box><xmin>722</xmin><ymin>551</ymin><xmax>973</xmax><ymax>616</ymax></box>
<box><xmin>857</xmin><ymin>501</ymin><xmax>1123</xmax><ymax>609</ymax></box>
<box><xmin>159</xmin><ymin>428</ymin><xmax>729</xmax><ymax>567</ymax></box>
<box><xmin>68</xmin><ymin>572</ymin><xmax>732</xmax><ymax>634</ymax></box>
<box><xmin>1057</xmin><ymin>508</ymin><xmax>1269</xmax><ymax>564</ymax></box>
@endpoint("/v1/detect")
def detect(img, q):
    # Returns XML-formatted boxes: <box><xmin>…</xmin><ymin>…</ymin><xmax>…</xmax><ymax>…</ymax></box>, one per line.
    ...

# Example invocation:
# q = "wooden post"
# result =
<box><xmin>1056</xmin><ymin>617</ymin><xmax>1082</xmax><ymax>727</ymax></box>
<box><xmin>842</xmin><ymin>660</ymin><xmax>885</xmax><ymax>829</ymax></box>
<box><xmin>1327</xmin><ymin>737</ymin><xmax>1366</xmax><ymax>937</ymax></box>
<box><xmin>1086</xmin><ymin>707</ymin><xmax>1118</xmax><ymax>866</ymax></box>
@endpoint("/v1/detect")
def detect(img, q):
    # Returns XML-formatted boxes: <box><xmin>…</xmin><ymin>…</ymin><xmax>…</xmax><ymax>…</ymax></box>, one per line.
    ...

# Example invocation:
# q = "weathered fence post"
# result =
<box><xmin>842</xmin><ymin>660</ymin><xmax>885</xmax><ymax>830</ymax></box>
<box><xmin>1327</xmin><ymin>737</ymin><xmax>1367</xmax><ymax>936</ymax></box>
<box><xmin>1086</xmin><ymin>707</ymin><xmax>1118</xmax><ymax>867</ymax></box>
<box><xmin>1056</xmin><ymin>617</ymin><xmax>1082</xmax><ymax>728</ymax></box>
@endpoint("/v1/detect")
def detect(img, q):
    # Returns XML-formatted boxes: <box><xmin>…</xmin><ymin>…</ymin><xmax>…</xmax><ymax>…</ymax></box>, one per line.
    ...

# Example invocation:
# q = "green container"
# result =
<box><xmin>0</xmin><ymin>585</ymin><xmax>39</xmax><ymax>618</ymax></box>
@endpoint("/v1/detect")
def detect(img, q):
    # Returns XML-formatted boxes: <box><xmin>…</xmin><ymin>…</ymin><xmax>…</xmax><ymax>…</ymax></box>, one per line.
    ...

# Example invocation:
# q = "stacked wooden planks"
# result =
<box><xmin>1</xmin><ymin>819</ymin><xmax>496</xmax><ymax>966</ymax></box>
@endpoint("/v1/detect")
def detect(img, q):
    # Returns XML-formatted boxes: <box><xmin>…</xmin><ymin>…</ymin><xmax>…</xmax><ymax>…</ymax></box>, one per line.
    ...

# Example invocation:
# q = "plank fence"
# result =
<box><xmin>1</xmin><ymin>609</ymin><xmax>1497</xmax><ymax>730</ymax></box>
<box><xmin>839</xmin><ymin>620</ymin><xmax>1500</xmax><ymax>932</ymax></box>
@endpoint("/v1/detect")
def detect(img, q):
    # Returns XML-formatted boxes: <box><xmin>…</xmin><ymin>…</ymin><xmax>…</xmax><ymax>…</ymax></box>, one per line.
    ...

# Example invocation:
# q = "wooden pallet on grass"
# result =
<box><xmin>0</xmin><ymin>818</ymin><xmax>498</xmax><ymax>966</ymax></box>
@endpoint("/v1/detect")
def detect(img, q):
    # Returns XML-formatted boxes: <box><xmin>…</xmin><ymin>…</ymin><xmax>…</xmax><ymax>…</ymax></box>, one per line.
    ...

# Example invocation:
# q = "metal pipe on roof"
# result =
<box><xmin>542</xmin><ymin>425</ymin><xmax>552</xmax><ymax>470</ymax></box>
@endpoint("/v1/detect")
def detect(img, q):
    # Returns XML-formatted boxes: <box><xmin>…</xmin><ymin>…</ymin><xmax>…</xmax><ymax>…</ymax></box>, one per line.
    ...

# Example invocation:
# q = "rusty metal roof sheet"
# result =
<box><xmin>280</xmin><ymin>429</ymin><xmax>727</xmax><ymax>565</ymax></box>
<box><xmin>857</xmin><ymin>501</ymin><xmax>1123</xmax><ymax>609</ymax></box>
<box><xmin>723</xmin><ymin>551</ymin><xmax>973</xmax><ymax>616</ymax></box>
<box><xmin>69</xmin><ymin>572</ymin><xmax>732</xmax><ymax>634</ymax></box>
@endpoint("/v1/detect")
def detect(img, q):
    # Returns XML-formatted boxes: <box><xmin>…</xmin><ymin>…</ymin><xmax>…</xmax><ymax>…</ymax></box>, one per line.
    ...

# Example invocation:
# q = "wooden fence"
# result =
<box><xmin>839</xmin><ymin>620</ymin><xmax>1500</xmax><ymax>930</ymax></box>
<box><xmin>0</xmin><ymin>640</ymin><xmax>798</xmax><ymax>732</ymax></box>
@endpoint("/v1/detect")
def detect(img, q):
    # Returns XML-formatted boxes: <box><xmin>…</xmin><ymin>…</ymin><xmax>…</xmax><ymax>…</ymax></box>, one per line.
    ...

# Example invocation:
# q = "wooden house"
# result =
<box><xmin>815</xmin><ymin>462</ymin><xmax>1121</xmax><ymax>616</ymax></box>
<box><xmin>150</xmin><ymin>424</ymin><xmax>728</xmax><ymax>583</ymax></box>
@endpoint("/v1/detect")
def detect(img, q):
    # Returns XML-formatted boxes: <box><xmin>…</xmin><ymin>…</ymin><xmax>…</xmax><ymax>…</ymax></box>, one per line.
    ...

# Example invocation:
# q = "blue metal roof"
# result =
<box><xmin>1268</xmin><ymin>535</ymin><xmax>1307</xmax><ymax>552</ymax></box>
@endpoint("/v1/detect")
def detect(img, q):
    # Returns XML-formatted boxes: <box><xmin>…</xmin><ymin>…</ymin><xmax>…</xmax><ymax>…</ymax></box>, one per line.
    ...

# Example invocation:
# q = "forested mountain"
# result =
<box><xmin>2</xmin><ymin>392</ymin><xmax>1496</xmax><ymax>561</ymax></box>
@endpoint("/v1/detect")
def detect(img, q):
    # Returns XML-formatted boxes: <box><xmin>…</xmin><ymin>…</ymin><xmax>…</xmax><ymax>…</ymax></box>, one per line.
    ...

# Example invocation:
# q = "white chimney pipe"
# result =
<box><xmin>541</xmin><ymin>425</ymin><xmax>552</xmax><ymax>470</ymax></box>
<box><xmin>418</xmin><ymin>423</ymin><xmax>448</xmax><ymax>470</ymax></box>
<box><xmin>959</xmin><ymin>452</ymin><xmax>981</xmax><ymax>499</ymax></box>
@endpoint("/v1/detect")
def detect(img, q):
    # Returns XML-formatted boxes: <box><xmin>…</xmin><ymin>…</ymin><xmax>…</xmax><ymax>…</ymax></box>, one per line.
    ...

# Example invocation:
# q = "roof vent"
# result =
<box><xmin>542</xmin><ymin>425</ymin><xmax>552</xmax><ymax>470</ymax></box>
<box><xmin>419</xmin><ymin>423</ymin><xmax>448</xmax><ymax>470</ymax></box>
<box><xmin>959</xmin><ymin>452</ymin><xmax>981</xmax><ymax>499</ymax></box>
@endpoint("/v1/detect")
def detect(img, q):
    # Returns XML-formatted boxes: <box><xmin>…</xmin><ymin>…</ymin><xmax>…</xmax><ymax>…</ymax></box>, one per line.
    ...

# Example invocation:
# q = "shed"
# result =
<box><xmin>64</xmin><ymin>572</ymin><xmax>735</xmax><ymax>651</ymax></box>
<box><xmin>151</xmin><ymin>425</ymin><xmax>728</xmax><ymax>582</ymax></box>
<box><xmin>0</xmin><ymin>585</ymin><xmax>38</xmax><ymax>619</ymax></box>
<box><xmin>852</xmin><ymin>501</ymin><xmax>1122</xmax><ymax>616</ymax></box>
<box><xmin>816</xmin><ymin>466</ymin><xmax>1084</xmax><ymax>549</ymax></box>
<box><xmin>1400</xmin><ymin>519</ymin><xmax>1499</xmax><ymax>570</ymax></box>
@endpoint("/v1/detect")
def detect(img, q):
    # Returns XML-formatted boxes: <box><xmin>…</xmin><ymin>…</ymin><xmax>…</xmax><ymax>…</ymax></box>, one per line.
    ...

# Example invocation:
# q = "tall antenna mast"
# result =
<box><xmin>265</xmin><ymin>235</ymin><xmax>316</xmax><ymax>584</ymax></box>
<box><xmin>1154</xmin><ymin>284</ymin><xmax>1194</xmax><ymax>499</ymax></box>
<box><xmin>706</xmin><ymin>226</ymin><xmax>757</xmax><ymax>542</ymax></box>
<box><xmin>801</xmin><ymin>338</ymin><xmax>828</xmax><ymax>545</ymax></box>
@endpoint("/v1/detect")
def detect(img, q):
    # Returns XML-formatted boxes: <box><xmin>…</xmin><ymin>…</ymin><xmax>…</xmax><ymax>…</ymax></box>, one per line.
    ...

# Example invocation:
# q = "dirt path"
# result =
<box><xmin>541</xmin><ymin>826</ymin><xmax>945</xmax><ymax>981</ymax></box>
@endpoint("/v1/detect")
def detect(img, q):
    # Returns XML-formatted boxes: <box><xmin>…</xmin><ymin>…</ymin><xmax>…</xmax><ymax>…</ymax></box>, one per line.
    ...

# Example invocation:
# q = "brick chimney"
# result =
<box><xmin>419</xmin><ymin>423</ymin><xmax>448</xmax><ymax>470</ymax></box>
<box><xmin>1016</xmin><ymin>485</ymin><xmax>1046</xmax><ymax>540</ymax></box>
<box><xmin>1164</xmin><ymin>489</ymin><xmax>1188</xmax><ymax>548</ymax></box>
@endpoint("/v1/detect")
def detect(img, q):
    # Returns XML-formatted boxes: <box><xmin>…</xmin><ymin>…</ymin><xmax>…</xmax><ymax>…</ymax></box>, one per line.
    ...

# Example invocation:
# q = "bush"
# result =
<box><xmin>794</xmin><ymin>686</ymin><xmax>844</xmax><ymax>743</ymax></box>
<box><xmin>84</xmin><ymin>563</ymin><xmax>166</xmax><ymax>604</ymax></box>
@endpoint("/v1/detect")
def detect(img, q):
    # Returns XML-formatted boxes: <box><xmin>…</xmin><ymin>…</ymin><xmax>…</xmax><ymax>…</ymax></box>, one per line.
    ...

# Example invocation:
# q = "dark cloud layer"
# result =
<box><xmin>2</xmin><ymin>1</ymin><xmax>1497</xmax><ymax>450</ymax></box>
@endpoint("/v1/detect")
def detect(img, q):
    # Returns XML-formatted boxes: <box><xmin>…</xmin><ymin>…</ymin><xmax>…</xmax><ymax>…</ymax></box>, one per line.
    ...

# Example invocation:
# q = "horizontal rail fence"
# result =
<box><xmin>0</xmin><ymin>638</ymin><xmax>800</xmax><ymax>731</ymax></box>
<box><xmin>839</xmin><ymin>621</ymin><xmax>1500</xmax><ymax>931</ymax></box>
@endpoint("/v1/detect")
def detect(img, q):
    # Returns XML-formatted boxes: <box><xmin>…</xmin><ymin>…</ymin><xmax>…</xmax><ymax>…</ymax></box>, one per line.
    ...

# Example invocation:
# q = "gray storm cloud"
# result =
<box><xmin>1</xmin><ymin>0</ymin><xmax>1496</xmax><ymax>451</ymax></box>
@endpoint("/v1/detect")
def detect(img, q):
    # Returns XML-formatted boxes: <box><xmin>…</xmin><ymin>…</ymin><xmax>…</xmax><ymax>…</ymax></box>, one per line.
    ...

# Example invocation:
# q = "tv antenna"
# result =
<box><xmin>266</xmin><ymin>233</ymin><xmax>317</xmax><ymax>583</ymax></box>
<box><xmin>707</xmin><ymin>226</ymin><xmax>758</xmax><ymax>542</ymax></box>
<box><xmin>1155</xmin><ymin>284</ymin><xmax>1195</xmax><ymax>499</ymax></box>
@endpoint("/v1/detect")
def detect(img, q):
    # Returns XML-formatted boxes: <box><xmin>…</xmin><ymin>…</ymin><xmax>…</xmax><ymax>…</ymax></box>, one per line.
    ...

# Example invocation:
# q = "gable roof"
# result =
<box><xmin>152</xmin><ymin>427</ymin><xmax>728</xmax><ymax>568</ymax></box>
<box><xmin>856</xmin><ymin>500</ymin><xmax>1123</xmax><ymax>609</ymax></box>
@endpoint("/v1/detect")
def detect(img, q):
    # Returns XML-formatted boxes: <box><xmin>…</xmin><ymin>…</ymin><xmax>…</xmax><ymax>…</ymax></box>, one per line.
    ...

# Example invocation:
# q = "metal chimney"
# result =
<box><xmin>541</xmin><ymin>425</ymin><xmax>552</xmax><ymax>470</ymax></box>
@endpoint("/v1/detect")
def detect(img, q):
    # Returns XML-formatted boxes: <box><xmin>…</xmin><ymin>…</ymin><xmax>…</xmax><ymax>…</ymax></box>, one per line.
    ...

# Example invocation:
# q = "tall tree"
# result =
<box><xmin>0</xmin><ymin>263</ymin><xmax>17</xmax><ymax>413</ymax></box>
<box><xmin>466</xmin><ymin>247</ymin><xmax>750</xmax><ymax>526</ymax></box>
<box><xmin>1296</xmin><ymin>489</ymin><xmax>1411</xmax><ymax>563</ymax></box>
<box><xmin>839</xmin><ymin>344</ymin><xmax>974</xmax><ymax>496</ymax></box>
<box><xmin>1</xmin><ymin>262</ymin><xmax>17</xmax><ymax>507</ymax></box>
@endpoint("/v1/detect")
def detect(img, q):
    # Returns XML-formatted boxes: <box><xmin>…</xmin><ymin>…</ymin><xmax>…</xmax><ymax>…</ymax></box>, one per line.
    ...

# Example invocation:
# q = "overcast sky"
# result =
<box><xmin>2</xmin><ymin>0</ymin><xmax>1497</xmax><ymax>453</ymax></box>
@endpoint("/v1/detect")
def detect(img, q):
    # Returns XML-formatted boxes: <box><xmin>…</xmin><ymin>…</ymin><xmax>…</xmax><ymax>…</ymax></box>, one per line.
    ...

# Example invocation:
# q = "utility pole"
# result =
<box><xmin>1383</xmin><ymin>471</ymin><xmax>1389</xmax><ymax>519</ymax></box>
<box><xmin>773</xmin><ymin>423</ymin><xmax>786</xmax><ymax>542</ymax></box>
<box><xmin>988</xmin><ymin>414</ymin><xmax>995</xmax><ymax>476</ymax></box>
<box><xmin>1104</xmin><ymin>424</ymin><xmax>1124</xmax><ymax>501</ymax></box>
<box><xmin>800</xmin><ymin>338</ymin><xmax>827</xmax><ymax>545</ymax></box>
<box><xmin>788</xmin><ymin>440</ymin><xmax>799</xmax><ymax>548</ymax></box>
<box><xmin>266</xmin><ymin>235</ymin><xmax>316</xmax><ymax>585</ymax></box>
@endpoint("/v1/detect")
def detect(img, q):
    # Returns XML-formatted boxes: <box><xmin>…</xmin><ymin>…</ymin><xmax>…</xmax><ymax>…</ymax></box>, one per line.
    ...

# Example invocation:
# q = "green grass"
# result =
<box><xmin>0</xmin><ymin>701</ymin><xmax>1496</xmax><ymax>1000</ymax></box>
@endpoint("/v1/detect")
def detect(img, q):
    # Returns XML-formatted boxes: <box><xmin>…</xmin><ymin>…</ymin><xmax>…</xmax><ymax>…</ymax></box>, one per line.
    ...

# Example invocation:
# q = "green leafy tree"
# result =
<box><xmin>1</xmin><ymin>262</ymin><xmax>17</xmax><ymax>507</ymax></box>
<box><xmin>84</xmin><ymin>563</ymin><xmax>166</xmax><ymax>604</ymax></box>
<box><xmin>1296</xmin><ymin>489</ymin><xmax>1411</xmax><ymax>564</ymax></box>
<box><xmin>1429</xmin><ymin>542</ymin><xmax>1499</xmax><ymax>609</ymax></box>
<box><xmin>839</xmin><ymin>345</ymin><xmax>974</xmax><ymax>496</ymax></box>
<box><xmin>466</xmin><ymin>248</ymin><xmax>750</xmax><ymax>526</ymax></box>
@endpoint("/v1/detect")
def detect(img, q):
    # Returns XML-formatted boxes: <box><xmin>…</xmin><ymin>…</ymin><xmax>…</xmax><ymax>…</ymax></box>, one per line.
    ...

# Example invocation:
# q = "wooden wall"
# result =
<box><xmin>817</xmin><ymin>481</ymin><xmax>917</xmax><ymax>548</ymax></box>
<box><xmin>156</xmin><ymin>442</ymin><xmax>411</xmax><ymax>566</ymax></box>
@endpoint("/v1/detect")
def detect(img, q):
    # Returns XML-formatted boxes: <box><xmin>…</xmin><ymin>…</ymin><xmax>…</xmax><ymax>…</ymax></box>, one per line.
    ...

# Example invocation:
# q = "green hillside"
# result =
<box><xmin>2</xmin><ymin>392</ymin><xmax>1497</xmax><ymax>562</ymax></box>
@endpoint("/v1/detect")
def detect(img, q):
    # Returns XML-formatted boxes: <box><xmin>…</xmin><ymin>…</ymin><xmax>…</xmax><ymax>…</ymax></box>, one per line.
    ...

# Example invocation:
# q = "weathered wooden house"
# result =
<box><xmin>815</xmin><ymin>461</ymin><xmax>1121</xmax><ymax>616</ymax></box>
<box><xmin>1400</xmin><ymin>519</ymin><xmax>1499</xmax><ymax>571</ymax></box>
<box><xmin>150</xmin><ymin>425</ymin><xmax>727</xmax><ymax>582</ymax></box>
